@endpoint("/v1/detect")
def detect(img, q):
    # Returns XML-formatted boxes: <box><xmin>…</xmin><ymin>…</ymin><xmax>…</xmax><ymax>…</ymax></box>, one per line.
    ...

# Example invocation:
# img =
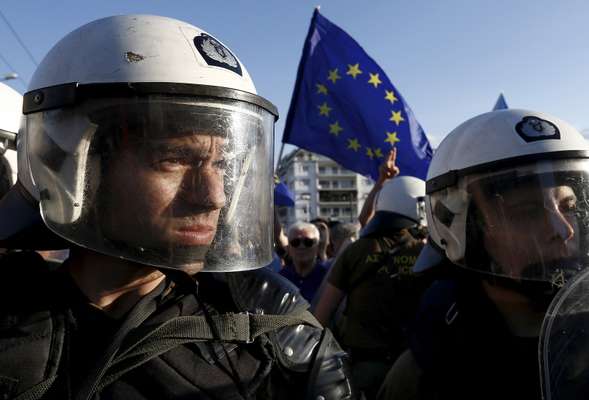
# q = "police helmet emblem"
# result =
<box><xmin>515</xmin><ymin>116</ymin><xmax>561</xmax><ymax>142</ymax></box>
<box><xmin>194</xmin><ymin>33</ymin><xmax>242</xmax><ymax>76</ymax></box>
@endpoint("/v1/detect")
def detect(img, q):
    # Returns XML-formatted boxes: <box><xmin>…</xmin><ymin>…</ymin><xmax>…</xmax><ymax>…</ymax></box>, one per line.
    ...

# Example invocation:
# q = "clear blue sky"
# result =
<box><xmin>2</xmin><ymin>1</ymin><xmax>589</xmax><ymax>160</ymax></box>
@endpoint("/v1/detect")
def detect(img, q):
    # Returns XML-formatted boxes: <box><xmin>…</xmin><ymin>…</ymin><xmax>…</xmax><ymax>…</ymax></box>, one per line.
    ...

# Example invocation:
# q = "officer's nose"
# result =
<box><xmin>181</xmin><ymin>165</ymin><xmax>226</xmax><ymax>211</ymax></box>
<box><xmin>547</xmin><ymin>207</ymin><xmax>575</xmax><ymax>243</ymax></box>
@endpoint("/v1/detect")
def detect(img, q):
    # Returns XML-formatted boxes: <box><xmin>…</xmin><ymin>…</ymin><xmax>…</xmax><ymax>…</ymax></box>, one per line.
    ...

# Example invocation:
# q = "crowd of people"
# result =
<box><xmin>0</xmin><ymin>12</ymin><xmax>588</xmax><ymax>400</ymax></box>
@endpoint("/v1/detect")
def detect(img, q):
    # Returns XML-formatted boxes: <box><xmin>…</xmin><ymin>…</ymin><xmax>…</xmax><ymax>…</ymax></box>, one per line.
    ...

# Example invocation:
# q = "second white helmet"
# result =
<box><xmin>426</xmin><ymin>109</ymin><xmax>589</xmax><ymax>282</ymax></box>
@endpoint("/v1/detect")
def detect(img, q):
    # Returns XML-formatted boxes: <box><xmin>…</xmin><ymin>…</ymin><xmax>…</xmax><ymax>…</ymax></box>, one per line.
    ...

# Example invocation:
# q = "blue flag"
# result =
<box><xmin>282</xmin><ymin>9</ymin><xmax>432</xmax><ymax>181</ymax></box>
<box><xmin>274</xmin><ymin>178</ymin><xmax>295</xmax><ymax>207</ymax></box>
<box><xmin>493</xmin><ymin>93</ymin><xmax>509</xmax><ymax>110</ymax></box>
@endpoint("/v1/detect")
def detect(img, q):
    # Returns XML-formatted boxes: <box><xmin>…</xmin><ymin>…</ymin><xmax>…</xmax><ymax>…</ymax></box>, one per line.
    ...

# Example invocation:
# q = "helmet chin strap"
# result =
<box><xmin>483</xmin><ymin>260</ymin><xmax>584</xmax><ymax>312</ymax></box>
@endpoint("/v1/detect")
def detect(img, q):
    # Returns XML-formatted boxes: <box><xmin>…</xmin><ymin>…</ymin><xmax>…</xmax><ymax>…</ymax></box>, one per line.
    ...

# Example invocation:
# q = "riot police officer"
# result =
<box><xmin>0</xmin><ymin>15</ymin><xmax>354</xmax><ymax>400</ymax></box>
<box><xmin>378</xmin><ymin>109</ymin><xmax>589</xmax><ymax>400</ymax></box>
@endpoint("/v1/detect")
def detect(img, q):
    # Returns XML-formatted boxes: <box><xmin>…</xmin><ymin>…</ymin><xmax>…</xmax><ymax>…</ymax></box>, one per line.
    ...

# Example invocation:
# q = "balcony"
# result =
<box><xmin>317</xmin><ymin>179</ymin><xmax>357</xmax><ymax>190</ymax></box>
<box><xmin>319</xmin><ymin>190</ymin><xmax>357</xmax><ymax>204</ymax></box>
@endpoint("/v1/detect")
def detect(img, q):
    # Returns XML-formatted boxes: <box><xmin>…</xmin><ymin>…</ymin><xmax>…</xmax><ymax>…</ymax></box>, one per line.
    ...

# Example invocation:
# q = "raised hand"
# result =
<box><xmin>378</xmin><ymin>147</ymin><xmax>400</xmax><ymax>184</ymax></box>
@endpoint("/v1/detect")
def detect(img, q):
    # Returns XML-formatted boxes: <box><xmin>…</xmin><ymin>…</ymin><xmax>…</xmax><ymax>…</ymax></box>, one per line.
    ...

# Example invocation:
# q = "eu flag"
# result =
<box><xmin>282</xmin><ymin>9</ymin><xmax>432</xmax><ymax>181</ymax></box>
<box><xmin>274</xmin><ymin>176</ymin><xmax>295</xmax><ymax>207</ymax></box>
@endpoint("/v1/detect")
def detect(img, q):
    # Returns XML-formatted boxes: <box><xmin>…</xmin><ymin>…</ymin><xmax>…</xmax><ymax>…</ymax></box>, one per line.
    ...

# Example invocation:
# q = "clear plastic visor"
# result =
<box><xmin>26</xmin><ymin>95</ymin><xmax>275</xmax><ymax>273</ymax></box>
<box><xmin>430</xmin><ymin>159</ymin><xmax>589</xmax><ymax>282</ymax></box>
<box><xmin>540</xmin><ymin>267</ymin><xmax>589</xmax><ymax>399</ymax></box>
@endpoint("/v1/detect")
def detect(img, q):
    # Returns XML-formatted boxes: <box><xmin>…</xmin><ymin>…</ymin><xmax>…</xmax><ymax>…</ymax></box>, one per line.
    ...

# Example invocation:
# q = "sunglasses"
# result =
<box><xmin>289</xmin><ymin>238</ymin><xmax>317</xmax><ymax>248</ymax></box>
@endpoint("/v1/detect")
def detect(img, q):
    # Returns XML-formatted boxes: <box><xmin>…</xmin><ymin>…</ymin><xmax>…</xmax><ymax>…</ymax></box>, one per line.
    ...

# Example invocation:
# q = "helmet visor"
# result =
<box><xmin>430</xmin><ymin>159</ymin><xmax>589</xmax><ymax>283</ymax></box>
<box><xmin>27</xmin><ymin>95</ymin><xmax>275</xmax><ymax>272</ymax></box>
<box><xmin>540</xmin><ymin>267</ymin><xmax>589</xmax><ymax>400</ymax></box>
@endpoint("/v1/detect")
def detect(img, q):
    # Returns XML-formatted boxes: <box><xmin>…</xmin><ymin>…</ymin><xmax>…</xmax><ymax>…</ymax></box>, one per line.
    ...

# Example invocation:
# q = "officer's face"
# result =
<box><xmin>102</xmin><ymin>132</ymin><xmax>227</xmax><ymax>271</ymax></box>
<box><xmin>476</xmin><ymin>184</ymin><xmax>580</xmax><ymax>279</ymax></box>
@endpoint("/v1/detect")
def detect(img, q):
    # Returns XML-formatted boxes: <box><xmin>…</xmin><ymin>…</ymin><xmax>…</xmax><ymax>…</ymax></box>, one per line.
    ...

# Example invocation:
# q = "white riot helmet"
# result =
<box><xmin>376</xmin><ymin>176</ymin><xmax>427</xmax><ymax>225</ymax></box>
<box><xmin>1</xmin><ymin>15</ymin><xmax>278</xmax><ymax>272</ymax></box>
<box><xmin>0</xmin><ymin>82</ymin><xmax>22</xmax><ymax>197</ymax></box>
<box><xmin>426</xmin><ymin>109</ymin><xmax>589</xmax><ymax>284</ymax></box>
<box><xmin>362</xmin><ymin>176</ymin><xmax>426</xmax><ymax>237</ymax></box>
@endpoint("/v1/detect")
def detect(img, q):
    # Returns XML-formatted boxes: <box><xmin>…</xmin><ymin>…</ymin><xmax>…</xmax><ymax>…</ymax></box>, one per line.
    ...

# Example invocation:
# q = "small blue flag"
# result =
<box><xmin>274</xmin><ymin>177</ymin><xmax>295</xmax><ymax>207</ymax></box>
<box><xmin>493</xmin><ymin>93</ymin><xmax>509</xmax><ymax>110</ymax></box>
<box><xmin>282</xmin><ymin>9</ymin><xmax>432</xmax><ymax>181</ymax></box>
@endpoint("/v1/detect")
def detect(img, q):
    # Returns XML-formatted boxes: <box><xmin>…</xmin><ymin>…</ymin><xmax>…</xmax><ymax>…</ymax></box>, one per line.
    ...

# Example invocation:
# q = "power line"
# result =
<box><xmin>0</xmin><ymin>9</ymin><xmax>38</xmax><ymax>67</ymax></box>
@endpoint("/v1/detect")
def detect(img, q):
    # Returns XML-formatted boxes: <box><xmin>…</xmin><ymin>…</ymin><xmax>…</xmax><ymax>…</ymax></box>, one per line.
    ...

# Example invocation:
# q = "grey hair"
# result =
<box><xmin>330</xmin><ymin>222</ymin><xmax>359</xmax><ymax>243</ymax></box>
<box><xmin>287</xmin><ymin>221</ymin><xmax>320</xmax><ymax>240</ymax></box>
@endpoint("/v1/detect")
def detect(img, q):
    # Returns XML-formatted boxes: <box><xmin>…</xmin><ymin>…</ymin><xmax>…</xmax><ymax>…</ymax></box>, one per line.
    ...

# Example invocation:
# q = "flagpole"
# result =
<box><xmin>276</xmin><ymin>142</ymin><xmax>286</xmax><ymax>173</ymax></box>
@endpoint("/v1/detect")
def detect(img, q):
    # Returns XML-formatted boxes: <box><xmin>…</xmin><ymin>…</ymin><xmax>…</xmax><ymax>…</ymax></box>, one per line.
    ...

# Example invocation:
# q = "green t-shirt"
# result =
<box><xmin>328</xmin><ymin>233</ymin><xmax>423</xmax><ymax>350</ymax></box>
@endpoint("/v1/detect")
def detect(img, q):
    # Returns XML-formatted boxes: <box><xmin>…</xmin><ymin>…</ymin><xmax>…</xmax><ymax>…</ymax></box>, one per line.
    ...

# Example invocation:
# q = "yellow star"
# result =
<box><xmin>318</xmin><ymin>102</ymin><xmax>332</xmax><ymax>117</ymax></box>
<box><xmin>368</xmin><ymin>73</ymin><xmax>382</xmax><ymax>88</ymax></box>
<box><xmin>347</xmin><ymin>138</ymin><xmax>361</xmax><ymax>152</ymax></box>
<box><xmin>374</xmin><ymin>148</ymin><xmax>384</xmax><ymax>158</ymax></box>
<box><xmin>316</xmin><ymin>83</ymin><xmax>328</xmax><ymax>95</ymax></box>
<box><xmin>385</xmin><ymin>90</ymin><xmax>398</xmax><ymax>104</ymax></box>
<box><xmin>385</xmin><ymin>131</ymin><xmax>401</xmax><ymax>145</ymax></box>
<box><xmin>329</xmin><ymin>121</ymin><xmax>343</xmax><ymax>136</ymax></box>
<box><xmin>328</xmin><ymin>69</ymin><xmax>341</xmax><ymax>84</ymax></box>
<box><xmin>346</xmin><ymin>63</ymin><xmax>362</xmax><ymax>79</ymax></box>
<box><xmin>390</xmin><ymin>110</ymin><xmax>405</xmax><ymax>126</ymax></box>
<box><xmin>366</xmin><ymin>148</ymin><xmax>375</xmax><ymax>160</ymax></box>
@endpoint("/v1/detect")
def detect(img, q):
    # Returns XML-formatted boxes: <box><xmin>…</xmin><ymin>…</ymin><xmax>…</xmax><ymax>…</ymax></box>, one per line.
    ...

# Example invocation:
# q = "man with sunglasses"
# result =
<box><xmin>280</xmin><ymin>222</ymin><xmax>329</xmax><ymax>303</ymax></box>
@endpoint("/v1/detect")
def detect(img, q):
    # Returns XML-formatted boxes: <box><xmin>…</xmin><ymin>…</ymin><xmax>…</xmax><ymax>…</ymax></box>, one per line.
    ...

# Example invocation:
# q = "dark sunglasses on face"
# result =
<box><xmin>289</xmin><ymin>238</ymin><xmax>317</xmax><ymax>248</ymax></box>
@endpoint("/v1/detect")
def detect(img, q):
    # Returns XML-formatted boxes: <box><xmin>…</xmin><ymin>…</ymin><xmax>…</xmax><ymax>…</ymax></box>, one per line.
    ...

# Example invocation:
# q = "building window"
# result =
<box><xmin>332</xmin><ymin>181</ymin><xmax>339</xmax><ymax>188</ymax></box>
<box><xmin>319</xmin><ymin>180</ymin><xmax>329</xmax><ymax>189</ymax></box>
<box><xmin>294</xmin><ymin>179</ymin><xmax>309</xmax><ymax>189</ymax></box>
<box><xmin>297</xmin><ymin>206</ymin><xmax>308</xmax><ymax>215</ymax></box>
<box><xmin>340</xmin><ymin>180</ymin><xmax>354</xmax><ymax>188</ymax></box>
<box><xmin>302</xmin><ymin>165</ymin><xmax>309</xmax><ymax>173</ymax></box>
<box><xmin>319</xmin><ymin>166</ymin><xmax>326</xmax><ymax>174</ymax></box>
<box><xmin>299</xmin><ymin>193</ymin><xmax>311</xmax><ymax>201</ymax></box>
<box><xmin>321</xmin><ymin>207</ymin><xmax>329</xmax><ymax>215</ymax></box>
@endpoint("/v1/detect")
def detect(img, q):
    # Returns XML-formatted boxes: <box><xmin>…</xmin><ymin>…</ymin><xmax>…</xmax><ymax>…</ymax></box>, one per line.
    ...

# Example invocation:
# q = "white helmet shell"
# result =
<box><xmin>426</xmin><ymin>109</ymin><xmax>589</xmax><ymax>272</ymax></box>
<box><xmin>28</xmin><ymin>14</ymin><xmax>256</xmax><ymax>94</ymax></box>
<box><xmin>0</xmin><ymin>82</ymin><xmax>22</xmax><ymax>134</ymax></box>
<box><xmin>1</xmin><ymin>14</ymin><xmax>279</xmax><ymax>272</ymax></box>
<box><xmin>427</xmin><ymin>109</ymin><xmax>589</xmax><ymax>184</ymax></box>
<box><xmin>0</xmin><ymin>82</ymin><xmax>22</xmax><ymax>190</ymax></box>
<box><xmin>376</xmin><ymin>176</ymin><xmax>426</xmax><ymax>225</ymax></box>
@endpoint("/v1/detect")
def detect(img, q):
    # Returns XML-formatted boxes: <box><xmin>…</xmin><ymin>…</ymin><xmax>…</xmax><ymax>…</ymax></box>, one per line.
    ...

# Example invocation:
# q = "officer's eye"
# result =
<box><xmin>213</xmin><ymin>158</ymin><xmax>228</xmax><ymax>170</ymax></box>
<box><xmin>151</xmin><ymin>157</ymin><xmax>191</xmax><ymax>171</ymax></box>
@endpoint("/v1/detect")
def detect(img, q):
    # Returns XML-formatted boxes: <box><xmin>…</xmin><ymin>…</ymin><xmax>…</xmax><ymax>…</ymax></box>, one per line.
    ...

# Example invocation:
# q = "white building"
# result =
<box><xmin>276</xmin><ymin>149</ymin><xmax>374</xmax><ymax>227</ymax></box>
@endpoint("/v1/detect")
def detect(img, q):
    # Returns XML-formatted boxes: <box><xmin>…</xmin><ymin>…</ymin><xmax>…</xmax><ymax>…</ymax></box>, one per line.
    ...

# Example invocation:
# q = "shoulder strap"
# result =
<box><xmin>93</xmin><ymin>309</ymin><xmax>321</xmax><ymax>392</ymax></box>
<box><xmin>12</xmin><ymin>376</ymin><xmax>57</xmax><ymax>400</ymax></box>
